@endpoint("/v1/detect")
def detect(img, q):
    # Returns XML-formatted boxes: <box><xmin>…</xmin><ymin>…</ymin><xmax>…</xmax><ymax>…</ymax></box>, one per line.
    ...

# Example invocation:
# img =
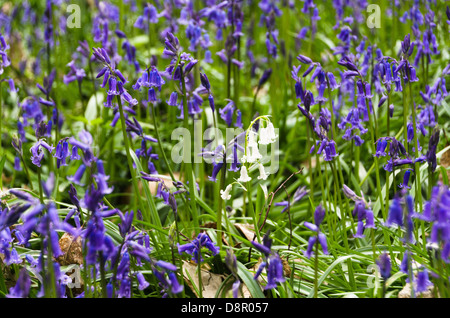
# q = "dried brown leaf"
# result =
<box><xmin>234</xmin><ymin>223</ymin><xmax>256</xmax><ymax>242</ymax></box>
<box><xmin>56</xmin><ymin>233</ymin><xmax>83</xmax><ymax>266</ymax></box>
<box><xmin>181</xmin><ymin>260</ymin><xmax>225</xmax><ymax>298</ymax></box>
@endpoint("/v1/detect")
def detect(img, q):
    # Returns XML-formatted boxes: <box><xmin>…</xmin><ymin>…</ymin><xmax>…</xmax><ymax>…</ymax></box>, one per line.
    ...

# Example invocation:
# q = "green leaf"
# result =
<box><xmin>85</xmin><ymin>92</ymin><xmax>103</xmax><ymax>123</ymax></box>
<box><xmin>0</xmin><ymin>154</ymin><xmax>6</xmax><ymax>188</ymax></box>
<box><xmin>307</xmin><ymin>254</ymin><xmax>365</xmax><ymax>298</ymax></box>
<box><xmin>440</xmin><ymin>166</ymin><xmax>449</xmax><ymax>186</ymax></box>
<box><xmin>129</xmin><ymin>149</ymin><xmax>162</xmax><ymax>229</ymax></box>
<box><xmin>236</xmin><ymin>261</ymin><xmax>265</xmax><ymax>298</ymax></box>
<box><xmin>440</xmin><ymin>99</ymin><xmax>450</xmax><ymax>117</ymax></box>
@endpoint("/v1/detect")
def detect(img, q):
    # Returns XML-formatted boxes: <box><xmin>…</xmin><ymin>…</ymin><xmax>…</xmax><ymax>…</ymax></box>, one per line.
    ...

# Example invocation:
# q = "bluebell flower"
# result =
<box><xmin>326</xmin><ymin>72</ymin><xmax>340</xmax><ymax>91</ymax></box>
<box><xmin>303</xmin><ymin>205</ymin><xmax>329</xmax><ymax>258</ymax></box>
<box><xmin>208</xmin><ymin>162</ymin><xmax>224</xmax><ymax>182</ymax></box>
<box><xmin>315</xmin><ymin>138</ymin><xmax>338</xmax><ymax>162</ymax></box>
<box><xmin>426</xmin><ymin>129</ymin><xmax>440</xmax><ymax>173</ymax></box>
<box><xmin>30</xmin><ymin>138</ymin><xmax>55</xmax><ymax>167</ymax></box>
<box><xmin>67</xmin><ymin>164</ymin><xmax>86</xmax><ymax>186</ymax></box>
<box><xmin>407</xmin><ymin>122</ymin><xmax>414</xmax><ymax>143</ymax></box>
<box><xmin>136</xmin><ymin>272</ymin><xmax>150</xmax><ymax>291</ymax></box>
<box><xmin>415</xmin><ymin>267</ymin><xmax>433</xmax><ymax>294</ymax></box>
<box><xmin>0</xmin><ymin>204</ymin><xmax>30</xmax><ymax>231</ymax></box>
<box><xmin>262</xmin><ymin>254</ymin><xmax>285</xmax><ymax>290</ymax></box>
<box><xmin>275</xmin><ymin>186</ymin><xmax>308</xmax><ymax>213</ymax></box>
<box><xmin>117</xmin><ymin>210</ymin><xmax>134</xmax><ymax>238</ymax></box>
<box><xmin>134</xmin><ymin>3</ymin><xmax>159</xmax><ymax>30</ymax></box>
<box><xmin>6</xmin><ymin>269</ymin><xmax>31</xmax><ymax>298</ymax></box>
<box><xmin>219</xmin><ymin>99</ymin><xmax>235</xmax><ymax>127</ymax></box>
<box><xmin>70</xmin><ymin>144</ymin><xmax>81</xmax><ymax>160</ymax></box>
<box><xmin>376</xmin><ymin>253</ymin><xmax>391</xmax><ymax>280</ymax></box>
<box><xmin>68</xmin><ymin>130</ymin><xmax>95</xmax><ymax>166</ymax></box>
<box><xmin>178</xmin><ymin>232</ymin><xmax>219</xmax><ymax>263</ymax></box>
<box><xmin>0</xmin><ymin>31</ymin><xmax>11</xmax><ymax>75</ymax></box>
<box><xmin>54</xmin><ymin>139</ymin><xmax>69</xmax><ymax>168</ymax></box>
<box><xmin>385</xmin><ymin>196</ymin><xmax>404</xmax><ymax>227</ymax></box>
<box><xmin>258</xmin><ymin>68</ymin><xmax>272</xmax><ymax>88</ymax></box>
<box><xmin>400</xmin><ymin>251</ymin><xmax>411</xmax><ymax>276</ymax></box>
<box><xmin>342</xmin><ymin>184</ymin><xmax>362</xmax><ymax>202</ymax></box>
<box><xmin>252</xmin><ymin>231</ymin><xmax>286</xmax><ymax>290</ymax></box>
<box><xmin>153</xmin><ymin>260</ymin><xmax>183</xmax><ymax>296</ymax></box>
<box><xmin>398</xmin><ymin>169</ymin><xmax>412</xmax><ymax>190</ymax></box>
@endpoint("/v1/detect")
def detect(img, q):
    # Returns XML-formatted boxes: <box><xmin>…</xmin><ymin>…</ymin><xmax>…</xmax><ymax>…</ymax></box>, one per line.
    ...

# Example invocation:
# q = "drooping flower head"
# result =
<box><xmin>303</xmin><ymin>205</ymin><xmax>329</xmax><ymax>258</ymax></box>
<box><xmin>376</xmin><ymin>253</ymin><xmax>391</xmax><ymax>280</ymax></box>
<box><xmin>252</xmin><ymin>231</ymin><xmax>285</xmax><ymax>290</ymax></box>
<box><xmin>177</xmin><ymin>232</ymin><xmax>219</xmax><ymax>263</ymax></box>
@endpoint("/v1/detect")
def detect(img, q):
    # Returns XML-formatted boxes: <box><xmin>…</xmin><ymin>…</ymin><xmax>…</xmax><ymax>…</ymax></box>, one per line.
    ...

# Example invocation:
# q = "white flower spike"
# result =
<box><xmin>257</xmin><ymin>163</ymin><xmax>268</xmax><ymax>180</ymax></box>
<box><xmin>220</xmin><ymin>184</ymin><xmax>233</xmax><ymax>200</ymax></box>
<box><xmin>237</xmin><ymin>166</ymin><xmax>252</xmax><ymax>183</ymax></box>
<box><xmin>259</xmin><ymin>121</ymin><xmax>278</xmax><ymax>145</ymax></box>
<box><xmin>242</xmin><ymin>130</ymin><xmax>262</xmax><ymax>163</ymax></box>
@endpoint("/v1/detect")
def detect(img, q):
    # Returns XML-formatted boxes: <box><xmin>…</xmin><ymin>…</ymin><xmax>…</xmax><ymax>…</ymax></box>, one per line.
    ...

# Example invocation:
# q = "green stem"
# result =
<box><xmin>117</xmin><ymin>96</ymin><xmax>144</xmax><ymax>215</ymax></box>
<box><xmin>314</xmin><ymin>237</ymin><xmax>319</xmax><ymax>298</ymax></box>
<box><xmin>18</xmin><ymin>152</ymin><xmax>33</xmax><ymax>190</ymax></box>
<box><xmin>0</xmin><ymin>259</ymin><xmax>6</xmax><ymax>295</ymax></box>
<box><xmin>181</xmin><ymin>72</ymin><xmax>199</xmax><ymax>232</ymax></box>
<box><xmin>197</xmin><ymin>252</ymin><xmax>203</xmax><ymax>298</ymax></box>
<box><xmin>309</xmin><ymin>122</ymin><xmax>327</xmax><ymax>219</ymax></box>
<box><xmin>0</xmin><ymin>81</ymin><xmax>2</xmax><ymax>157</ymax></box>
<box><xmin>99</xmin><ymin>252</ymin><xmax>108</xmax><ymax>298</ymax></box>
<box><xmin>363</xmin><ymin>80</ymin><xmax>385</xmax><ymax>218</ymax></box>
<box><xmin>37</xmin><ymin>168</ymin><xmax>44</xmax><ymax>203</ymax></box>
<box><xmin>385</xmin><ymin>92</ymin><xmax>391</xmax><ymax>216</ymax></box>
<box><xmin>247</xmin><ymin>178</ymin><xmax>261</xmax><ymax>243</ymax></box>
<box><xmin>401</xmin><ymin>78</ymin><xmax>408</xmax><ymax>150</ymax></box>
<box><xmin>46</xmin><ymin>229</ymin><xmax>57</xmax><ymax>298</ymax></box>
<box><xmin>306</xmin><ymin>119</ymin><xmax>314</xmax><ymax>207</ymax></box>
<box><xmin>323</xmin><ymin>162</ymin><xmax>334</xmax><ymax>242</ymax></box>
<box><xmin>150</xmin><ymin>103</ymin><xmax>176</xmax><ymax>181</ymax></box>
<box><xmin>150</xmin><ymin>101</ymin><xmax>189</xmax><ymax>245</ymax></box>
<box><xmin>216</xmin><ymin>156</ymin><xmax>226</xmax><ymax>248</ymax></box>
<box><xmin>330</xmin><ymin>161</ymin><xmax>356</xmax><ymax>289</ymax></box>
<box><xmin>408</xmin><ymin>80</ymin><xmax>422</xmax><ymax>212</ymax></box>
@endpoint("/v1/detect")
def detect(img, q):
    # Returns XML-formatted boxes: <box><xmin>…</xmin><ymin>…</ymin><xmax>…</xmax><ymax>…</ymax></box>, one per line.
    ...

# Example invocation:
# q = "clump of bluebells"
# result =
<box><xmin>0</xmin><ymin>0</ymin><xmax>449</xmax><ymax>301</ymax></box>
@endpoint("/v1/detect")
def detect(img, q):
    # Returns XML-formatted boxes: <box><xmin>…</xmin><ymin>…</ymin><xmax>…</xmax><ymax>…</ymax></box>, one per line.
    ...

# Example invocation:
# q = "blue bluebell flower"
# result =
<box><xmin>275</xmin><ymin>186</ymin><xmax>308</xmax><ymax>213</ymax></box>
<box><xmin>415</xmin><ymin>267</ymin><xmax>433</xmax><ymax>294</ymax></box>
<box><xmin>30</xmin><ymin>139</ymin><xmax>55</xmax><ymax>167</ymax></box>
<box><xmin>385</xmin><ymin>196</ymin><xmax>404</xmax><ymax>227</ymax></box>
<box><xmin>178</xmin><ymin>232</ymin><xmax>219</xmax><ymax>263</ymax></box>
<box><xmin>6</xmin><ymin>269</ymin><xmax>31</xmax><ymax>298</ymax></box>
<box><xmin>303</xmin><ymin>205</ymin><xmax>329</xmax><ymax>258</ymax></box>
<box><xmin>252</xmin><ymin>231</ymin><xmax>286</xmax><ymax>290</ymax></box>
<box><xmin>376</xmin><ymin>253</ymin><xmax>391</xmax><ymax>280</ymax></box>
<box><xmin>398</xmin><ymin>169</ymin><xmax>412</xmax><ymax>190</ymax></box>
<box><xmin>67</xmin><ymin>164</ymin><xmax>86</xmax><ymax>186</ymax></box>
<box><xmin>153</xmin><ymin>260</ymin><xmax>183</xmax><ymax>297</ymax></box>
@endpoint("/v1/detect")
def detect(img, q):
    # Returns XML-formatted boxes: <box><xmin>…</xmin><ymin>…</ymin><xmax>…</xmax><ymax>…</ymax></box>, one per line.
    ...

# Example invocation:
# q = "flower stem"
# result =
<box><xmin>150</xmin><ymin>103</ymin><xmax>176</xmax><ymax>181</ymax></box>
<box><xmin>314</xmin><ymin>236</ymin><xmax>319</xmax><ymax>298</ymax></box>
<box><xmin>37</xmin><ymin>168</ymin><xmax>44</xmax><ymax>203</ymax></box>
<box><xmin>363</xmin><ymin>82</ymin><xmax>385</xmax><ymax>219</ymax></box>
<box><xmin>385</xmin><ymin>92</ymin><xmax>391</xmax><ymax>217</ymax></box>
<box><xmin>197</xmin><ymin>252</ymin><xmax>203</xmax><ymax>298</ymax></box>
<box><xmin>306</xmin><ymin>124</ymin><xmax>315</xmax><ymax>206</ymax></box>
<box><xmin>247</xmin><ymin>178</ymin><xmax>261</xmax><ymax>244</ymax></box>
<box><xmin>99</xmin><ymin>252</ymin><xmax>108</xmax><ymax>298</ymax></box>
<box><xmin>0</xmin><ymin>81</ymin><xmax>2</xmax><ymax>157</ymax></box>
<box><xmin>216</xmin><ymin>156</ymin><xmax>226</xmax><ymax>248</ymax></box>
<box><xmin>181</xmin><ymin>72</ymin><xmax>199</xmax><ymax>232</ymax></box>
<box><xmin>45</xmin><ymin>231</ymin><xmax>57</xmax><ymax>298</ymax></box>
<box><xmin>117</xmin><ymin>96</ymin><xmax>144</xmax><ymax>215</ymax></box>
<box><xmin>408</xmin><ymin>80</ymin><xmax>423</xmax><ymax>212</ymax></box>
